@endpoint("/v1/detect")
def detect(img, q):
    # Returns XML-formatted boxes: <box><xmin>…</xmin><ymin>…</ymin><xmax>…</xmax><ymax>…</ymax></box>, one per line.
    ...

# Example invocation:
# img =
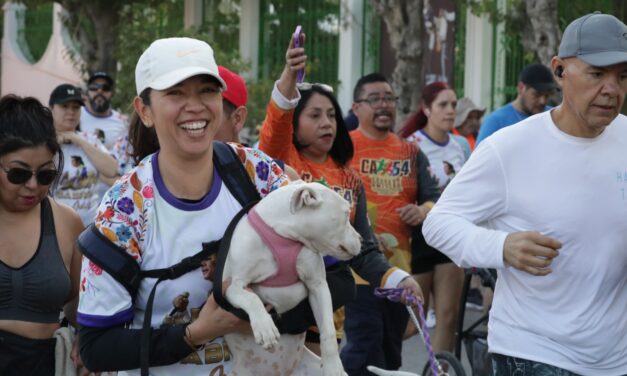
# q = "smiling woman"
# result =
<box><xmin>76</xmin><ymin>37</ymin><xmax>290</xmax><ymax>376</ymax></box>
<box><xmin>0</xmin><ymin>95</ymin><xmax>84</xmax><ymax>376</ymax></box>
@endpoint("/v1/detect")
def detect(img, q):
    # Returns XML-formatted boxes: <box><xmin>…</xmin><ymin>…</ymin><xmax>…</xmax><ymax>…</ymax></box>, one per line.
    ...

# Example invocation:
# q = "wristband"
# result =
<box><xmin>183</xmin><ymin>324</ymin><xmax>204</xmax><ymax>351</ymax></box>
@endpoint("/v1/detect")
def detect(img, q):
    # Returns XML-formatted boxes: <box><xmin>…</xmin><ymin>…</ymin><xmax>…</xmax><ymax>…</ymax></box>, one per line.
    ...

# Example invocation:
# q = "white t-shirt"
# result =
<box><xmin>77</xmin><ymin>144</ymin><xmax>289</xmax><ymax>376</ymax></box>
<box><xmin>54</xmin><ymin>131</ymin><xmax>109</xmax><ymax>225</ymax></box>
<box><xmin>80</xmin><ymin>107</ymin><xmax>128</xmax><ymax>200</ymax></box>
<box><xmin>407</xmin><ymin>129</ymin><xmax>467</xmax><ymax>190</ymax></box>
<box><xmin>80</xmin><ymin>107</ymin><xmax>128</xmax><ymax>150</ymax></box>
<box><xmin>423</xmin><ymin>111</ymin><xmax>627</xmax><ymax>375</ymax></box>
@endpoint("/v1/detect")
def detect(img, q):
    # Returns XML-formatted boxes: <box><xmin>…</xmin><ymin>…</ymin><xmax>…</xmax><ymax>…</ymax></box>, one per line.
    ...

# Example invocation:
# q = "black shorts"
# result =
<box><xmin>0</xmin><ymin>329</ymin><xmax>56</xmax><ymax>376</ymax></box>
<box><xmin>411</xmin><ymin>224</ymin><xmax>453</xmax><ymax>274</ymax></box>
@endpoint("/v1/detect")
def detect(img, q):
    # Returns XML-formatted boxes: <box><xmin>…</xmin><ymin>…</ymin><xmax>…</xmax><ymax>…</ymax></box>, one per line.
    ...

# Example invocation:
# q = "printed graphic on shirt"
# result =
<box><xmin>407</xmin><ymin>130</ymin><xmax>466</xmax><ymax>190</ymax></box>
<box><xmin>54</xmin><ymin>132</ymin><xmax>109</xmax><ymax>225</ymax></box>
<box><xmin>162</xmin><ymin>291</ymin><xmax>232</xmax><ymax>368</ymax></box>
<box><xmin>300</xmin><ymin>171</ymin><xmax>357</xmax><ymax>208</ymax></box>
<box><xmin>358</xmin><ymin>158</ymin><xmax>412</xmax><ymax>196</ymax></box>
<box><xmin>78</xmin><ymin>145</ymin><xmax>287</xmax><ymax>376</ymax></box>
<box><xmin>350</xmin><ymin>131</ymin><xmax>418</xmax><ymax>273</ymax></box>
<box><xmin>60</xmin><ymin>155</ymin><xmax>96</xmax><ymax>190</ymax></box>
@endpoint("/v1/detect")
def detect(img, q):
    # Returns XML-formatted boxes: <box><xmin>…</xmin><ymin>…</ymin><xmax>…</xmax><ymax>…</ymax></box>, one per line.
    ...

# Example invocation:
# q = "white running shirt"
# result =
<box><xmin>423</xmin><ymin>111</ymin><xmax>627</xmax><ymax>375</ymax></box>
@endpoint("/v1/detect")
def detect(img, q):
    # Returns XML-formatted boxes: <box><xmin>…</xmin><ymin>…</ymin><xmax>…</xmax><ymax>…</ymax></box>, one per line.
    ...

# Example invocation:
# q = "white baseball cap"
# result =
<box><xmin>135</xmin><ymin>37</ymin><xmax>226</xmax><ymax>95</ymax></box>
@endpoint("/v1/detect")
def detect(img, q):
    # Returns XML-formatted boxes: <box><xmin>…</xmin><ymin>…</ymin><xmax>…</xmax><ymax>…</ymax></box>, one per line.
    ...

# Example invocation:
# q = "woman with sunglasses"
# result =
<box><xmin>49</xmin><ymin>84</ymin><xmax>118</xmax><ymax>226</ymax></box>
<box><xmin>259</xmin><ymin>36</ymin><xmax>422</xmax><ymax>355</ymax></box>
<box><xmin>399</xmin><ymin>82</ymin><xmax>466</xmax><ymax>354</ymax></box>
<box><xmin>0</xmin><ymin>95</ymin><xmax>84</xmax><ymax>375</ymax></box>
<box><xmin>76</xmin><ymin>37</ymin><xmax>289</xmax><ymax>375</ymax></box>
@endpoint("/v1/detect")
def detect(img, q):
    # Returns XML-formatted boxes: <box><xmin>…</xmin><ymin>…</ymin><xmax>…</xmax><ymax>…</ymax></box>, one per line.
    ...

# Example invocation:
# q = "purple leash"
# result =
<box><xmin>374</xmin><ymin>287</ymin><xmax>445</xmax><ymax>376</ymax></box>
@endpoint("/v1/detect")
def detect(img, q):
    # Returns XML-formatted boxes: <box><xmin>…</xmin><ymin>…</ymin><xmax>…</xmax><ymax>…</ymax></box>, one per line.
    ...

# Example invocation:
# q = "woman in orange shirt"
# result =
<box><xmin>259</xmin><ymin>36</ymin><xmax>422</xmax><ymax>355</ymax></box>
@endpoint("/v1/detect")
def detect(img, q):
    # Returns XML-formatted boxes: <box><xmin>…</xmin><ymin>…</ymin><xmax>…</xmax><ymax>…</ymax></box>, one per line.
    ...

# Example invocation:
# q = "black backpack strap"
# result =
<box><xmin>77</xmin><ymin>224</ymin><xmax>143</xmax><ymax>300</ymax></box>
<box><xmin>77</xmin><ymin>224</ymin><xmax>222</xmax><ymax>376</ymax></box>
<box><xmin>138</xmin><ymin>241</ymin><xmax>220</xmax><ymax>376</ymax></box>
<box><xmin>211</xmin><ymin>201</ymin><xmax>257</xmax><ymax>321</ymax></box>
<box><xmin>212</xmin><ymin>141</ymin><xmax>261</xmax><ymax>207</ymax></box>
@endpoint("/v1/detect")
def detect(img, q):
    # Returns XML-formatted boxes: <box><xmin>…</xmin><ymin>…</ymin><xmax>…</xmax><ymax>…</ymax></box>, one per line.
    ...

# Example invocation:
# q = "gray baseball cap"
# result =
<box><xmin>558</xmin><ymin>12</ymin><xmax>627</xmax><ymax>67</ymax></box>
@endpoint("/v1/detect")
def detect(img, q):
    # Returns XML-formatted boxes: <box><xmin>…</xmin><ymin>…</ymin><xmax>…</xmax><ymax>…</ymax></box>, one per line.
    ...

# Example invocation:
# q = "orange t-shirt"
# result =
<box><xmin>452</xmin><ymin>128</ymin><xmax>476</xmax><ymax>151</ymax></box>
<box><xmin>259</xmin><ymin>100</ymin><xmax>363</xmax><ymax>221</ymax></box>
<box><xmin>350</xmin><ymin>129</ymin><xmax>418</xmax><ymax>273</ymax></box>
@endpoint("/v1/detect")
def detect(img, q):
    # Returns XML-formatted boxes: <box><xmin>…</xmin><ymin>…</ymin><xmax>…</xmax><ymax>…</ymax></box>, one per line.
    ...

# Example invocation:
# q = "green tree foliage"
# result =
<box><xmin>112</xmin><ymin>0</ymin><xmax>247</xmax><ymax>111</ymax></box>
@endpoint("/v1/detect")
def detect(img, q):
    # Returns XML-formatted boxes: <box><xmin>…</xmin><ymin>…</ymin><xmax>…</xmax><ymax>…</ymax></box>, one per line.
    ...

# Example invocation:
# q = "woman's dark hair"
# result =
<box><xmin>399</xmin><ymin>81</ymin><xmax>450</xmax><ymax>138</ymax></box>
<box><xmin>128</xmin><ymin>88</ymin><xmax>159</xmax><ymax>164</ymax></box>
<box><xmin>0</xmin><ymin>95</ymin><xmax>64</xmax><ymax>191</ymax></box>
<box><xmin>292</xmin><ymin>85</ymin><xmax>354</xmax><ymax>166</ymax></box>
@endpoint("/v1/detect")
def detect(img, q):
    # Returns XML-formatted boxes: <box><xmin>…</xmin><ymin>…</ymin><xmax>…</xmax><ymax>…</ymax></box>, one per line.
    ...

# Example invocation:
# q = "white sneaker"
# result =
<box><xmin>426</xmin><ymin>309</ymin><xmax>436</xmax><ymax>328</ymax></box>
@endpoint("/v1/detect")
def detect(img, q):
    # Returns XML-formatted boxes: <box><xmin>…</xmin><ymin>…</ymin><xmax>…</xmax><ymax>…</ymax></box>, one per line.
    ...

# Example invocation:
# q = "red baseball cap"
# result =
<box><xmin>218</xmin><ymin>66</ymin><xmax>248</xmax><ymax>108</ymax></box>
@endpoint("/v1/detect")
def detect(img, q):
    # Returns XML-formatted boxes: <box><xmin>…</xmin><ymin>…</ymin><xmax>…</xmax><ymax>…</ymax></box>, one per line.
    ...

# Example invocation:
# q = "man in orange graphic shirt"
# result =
<box><xmin>340</xmin><ymin>73</ymin><xmax>440</xmax><ymax>375</ymax></box>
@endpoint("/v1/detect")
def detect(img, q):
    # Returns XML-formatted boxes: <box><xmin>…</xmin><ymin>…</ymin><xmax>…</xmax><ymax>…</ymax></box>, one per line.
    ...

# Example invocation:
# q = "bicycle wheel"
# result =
<box><xmin>421</xmin><ymin>351</ymin><xmax>466</xmax><ymax>376</ymax></box>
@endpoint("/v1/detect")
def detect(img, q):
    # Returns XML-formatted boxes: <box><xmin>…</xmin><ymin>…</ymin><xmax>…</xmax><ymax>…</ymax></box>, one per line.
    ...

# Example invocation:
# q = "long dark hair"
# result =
<box><xmin>128</xmin><ymin>89</ymin><xmax>159</xmax><ymax>164</ymax></box>
<box><xmin>0</xmin><ymin>95</ymin><xmax>64</xmax><ymax>191</ymax></box>
<box><xmin>293</xmin><ymin>85</ymin><xmax>354</xmax><ymax>166</ymax></box>
<box><xmin>399</xmin><ymin>81</ymin><xmax>450</xmax><ymax>138</ymax></box>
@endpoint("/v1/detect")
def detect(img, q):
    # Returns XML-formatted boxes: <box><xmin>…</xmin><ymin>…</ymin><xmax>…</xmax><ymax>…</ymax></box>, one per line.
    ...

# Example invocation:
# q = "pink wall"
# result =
<box><xmin>1</xmin><ymin>3</ymin><xmax>83</xmax><ymax>105</ymax></box>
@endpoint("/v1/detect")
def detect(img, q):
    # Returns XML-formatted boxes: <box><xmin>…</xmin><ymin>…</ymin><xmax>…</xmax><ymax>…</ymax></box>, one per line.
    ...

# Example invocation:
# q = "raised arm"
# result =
<box><xmin>258</xmin><ymin>34</ymin><xmax>306</xmax><ymax>162</ymax></box>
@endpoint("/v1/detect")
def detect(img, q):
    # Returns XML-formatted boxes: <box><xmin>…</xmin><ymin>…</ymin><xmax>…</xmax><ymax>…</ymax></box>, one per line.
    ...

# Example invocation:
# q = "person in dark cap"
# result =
<box><xmin>476</xmin><ymin>63</ymin><xmax>557</xmax><ymax>144</ymax></box>
<box><xmin>49</xmin><ymin>84</ymin><xmax>117</xmax><ymax>225</ymax></box>
<box><xmin>81</xmin><ymin>71</ymin><xmax>128</xmax><ymax>150</ymax></box>
<box><xmin>423</xmin><ymin>12</ymin><xmax>627</xmax><ymax>375</ymax></box>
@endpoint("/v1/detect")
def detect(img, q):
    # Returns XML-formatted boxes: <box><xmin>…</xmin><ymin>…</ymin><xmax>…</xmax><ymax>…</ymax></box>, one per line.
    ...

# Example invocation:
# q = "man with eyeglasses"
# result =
<box><xmin>340</xmin><ymin>73</ymin><xmax>440</xmax><ymax>375</ymax></box>
<box><xmin>81</xmin><ymin>71</ymin><xmax>129</xmax><ymax>150</ymax></box>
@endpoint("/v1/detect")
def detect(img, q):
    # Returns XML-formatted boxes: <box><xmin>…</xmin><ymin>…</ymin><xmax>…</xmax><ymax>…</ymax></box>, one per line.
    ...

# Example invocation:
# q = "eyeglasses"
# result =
<box><xmin>356</xmin><ymin>95</ymin><xmax>398</xmax><ymax>107</ymax></box>
<box><xmin>0</xmin><ymin>164</ymin><xmax>58</xmax><ymax>185</ymax></box>
<box><xmin>296</xmin><ymin>82</ymin><xmax>334</xmax><ymax>93</ymax></box>
<box><xmin>88</xmin><ymin>83</ymin><xmax>112</xmax><ymax>92</ymax></box>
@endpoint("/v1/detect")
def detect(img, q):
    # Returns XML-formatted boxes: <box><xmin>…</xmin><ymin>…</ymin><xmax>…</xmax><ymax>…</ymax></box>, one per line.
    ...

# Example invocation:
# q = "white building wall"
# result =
<box><xmin>463</xmin><ymin>9</ymin><xmax>495</xmax><ymax>111</ymax></box>
<box><xmin>239</xmin><ymin>0</ymin><xmax>260</xmax><ymax>80</ymax></box>
<box><xmin>1</xmin><ymin>2</ymin><xmax>83</xmax><ymax>105</ymax></box>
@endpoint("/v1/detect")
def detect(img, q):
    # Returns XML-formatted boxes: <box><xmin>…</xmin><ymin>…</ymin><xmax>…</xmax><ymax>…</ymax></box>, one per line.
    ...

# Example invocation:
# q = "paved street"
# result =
<box><xmin>339</xmin><ymin>306</ymin><xmax>487</xmax><ymax>375</ymax></box>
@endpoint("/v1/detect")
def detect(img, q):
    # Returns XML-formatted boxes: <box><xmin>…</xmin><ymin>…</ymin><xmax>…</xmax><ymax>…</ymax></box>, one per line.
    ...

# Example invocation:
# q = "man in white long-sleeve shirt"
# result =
<box><xmin>423</xmin><ymin>12</ymin><xmax>627</xmax><ymax>376</ymax></box>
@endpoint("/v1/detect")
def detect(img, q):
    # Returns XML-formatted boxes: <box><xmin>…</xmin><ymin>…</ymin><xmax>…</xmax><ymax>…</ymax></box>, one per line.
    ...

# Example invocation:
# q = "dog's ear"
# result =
<box><xmin>290</xmin><ymin>185</ymin><xmax>322</xmax><ymax>213</ymax></box>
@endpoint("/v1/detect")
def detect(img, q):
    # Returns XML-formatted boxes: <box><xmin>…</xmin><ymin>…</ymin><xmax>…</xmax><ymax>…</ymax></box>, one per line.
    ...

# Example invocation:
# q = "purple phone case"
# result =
<box><xmin>293</xmin><ymin>25</ymin><xmax>305</xmax><ymax>83</ymax></box>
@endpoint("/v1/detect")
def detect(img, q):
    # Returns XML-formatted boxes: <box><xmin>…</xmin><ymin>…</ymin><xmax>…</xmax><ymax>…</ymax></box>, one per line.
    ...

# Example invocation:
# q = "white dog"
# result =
<box><xmin>221</xmin><ymin>182</ymin><xmax>362</xmax><ymax>376</ymax></box>
<box><xmin>367</xmin><ymin>366</ymin><xmax>419</xmax><ymax>376</ymax></box>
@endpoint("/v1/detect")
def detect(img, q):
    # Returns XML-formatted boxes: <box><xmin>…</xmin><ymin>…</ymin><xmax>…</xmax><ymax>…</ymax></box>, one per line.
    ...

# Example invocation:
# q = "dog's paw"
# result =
<box><xmin>250</xmin><ymin>315</ymin><xmax>280</xmax><ymax>350</ymax></box>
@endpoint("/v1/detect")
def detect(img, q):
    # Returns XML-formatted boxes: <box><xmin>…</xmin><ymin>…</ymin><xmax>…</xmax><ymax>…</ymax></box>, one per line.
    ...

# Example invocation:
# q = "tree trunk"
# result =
<box><xmin>58</xmin><ymin>0</ymin><xmax>121</xmax><ymax>77</ymax></box>
<box><xmin>371</xmin><ymin>0</ymin><xmax>424</xmax><ymax>130</ymax></box>
<box><xmin>520</xmin><ymin>0</ymin><xmax>561</xmax><ymax>65</ymax></box>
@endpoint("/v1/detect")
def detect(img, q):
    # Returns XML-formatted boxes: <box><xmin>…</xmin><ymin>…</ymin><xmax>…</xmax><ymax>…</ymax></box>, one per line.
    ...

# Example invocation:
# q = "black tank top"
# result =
<box><xmin>0</xmin><ymin>197</ymin><xmax>71</xmax><ymax>323</ymax></box>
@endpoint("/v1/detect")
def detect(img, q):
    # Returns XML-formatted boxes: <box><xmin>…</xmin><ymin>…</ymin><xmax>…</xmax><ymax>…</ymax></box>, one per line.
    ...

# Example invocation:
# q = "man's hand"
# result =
<box><xmin>397</xmin><ymin>276</ymin><xmax>424</xmax><ymax>306</ymax></box>
<box><xmin>396</xmin><ymin>204</ymin><xmax>428</xmax><ymax>226</ymax></box>
<box><xmin>503</xmin><ymin>231</ymin><xmax>561</xmax><ymax>276</ymax></box>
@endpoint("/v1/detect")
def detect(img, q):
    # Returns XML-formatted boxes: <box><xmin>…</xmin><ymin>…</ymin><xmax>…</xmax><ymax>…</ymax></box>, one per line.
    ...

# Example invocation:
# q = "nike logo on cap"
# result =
<box><xmin>176</xmin><ymin>49</ymin><xmax>201</xmax><ymax>57</ymax></box>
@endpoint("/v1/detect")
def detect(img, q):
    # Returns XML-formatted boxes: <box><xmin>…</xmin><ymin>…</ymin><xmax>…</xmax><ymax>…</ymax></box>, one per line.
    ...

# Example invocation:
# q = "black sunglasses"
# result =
<box><xmin>0</xmin><ymin>164</ymin><xmax>58</xmax><ymax>185</ymax></box>
<box><xmin>88</xmin><ymin>83</ymin><xmax>112</xmax><ymax>92</ymax></box>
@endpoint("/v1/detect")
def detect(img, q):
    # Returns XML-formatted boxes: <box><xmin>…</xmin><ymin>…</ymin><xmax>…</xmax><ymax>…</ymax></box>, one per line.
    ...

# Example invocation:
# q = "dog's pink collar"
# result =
<box><xmin>247</xmin><ymin>208</ymin><xmax>303</xmax><ymax>287</ymax></box>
